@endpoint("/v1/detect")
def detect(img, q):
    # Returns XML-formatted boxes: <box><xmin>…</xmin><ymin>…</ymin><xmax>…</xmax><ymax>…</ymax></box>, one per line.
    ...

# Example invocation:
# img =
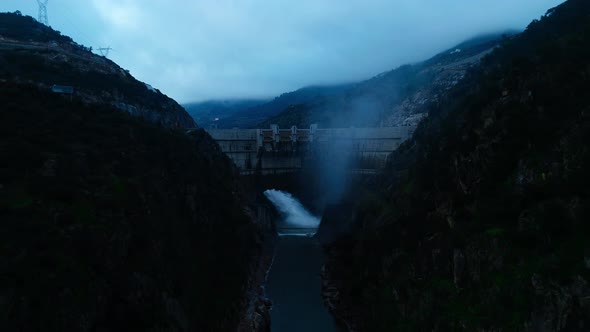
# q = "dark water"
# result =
<box><xmin>266</xmin><ymin>235</ymin><xmax>338</xmax><ymax>332</ymax></box>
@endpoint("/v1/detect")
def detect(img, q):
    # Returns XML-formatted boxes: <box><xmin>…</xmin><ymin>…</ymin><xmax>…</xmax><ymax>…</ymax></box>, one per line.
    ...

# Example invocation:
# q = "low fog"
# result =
<box><xmin>0</xmin><ymin>0</ymin><xmax>564</xmax><ymax>102</ymax></box>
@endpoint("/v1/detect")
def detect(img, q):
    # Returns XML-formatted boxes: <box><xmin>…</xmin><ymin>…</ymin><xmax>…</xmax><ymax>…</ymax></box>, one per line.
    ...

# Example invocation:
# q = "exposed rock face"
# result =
<box><xmin>323</xmin><ymin>0</ymin><xmax>590</xmax><ymax>330</ymax></box>
<box><xmin>0</xmin><ymin>12</ymin><xmax>196</xmax><ymax>129</ymax></box>
<box><xmin>526</xmin><ymin>275</ymin><xmax>590</xmax><ymax>332</ymax></box>
<box><xmin>381</xmin><ymin>46</ymin><xmax>494</xmax><ymax>127</ymax></box>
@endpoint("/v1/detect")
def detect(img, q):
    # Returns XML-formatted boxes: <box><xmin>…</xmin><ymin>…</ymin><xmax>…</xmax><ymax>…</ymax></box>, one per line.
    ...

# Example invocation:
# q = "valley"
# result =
<box><xmin>1</xmin><ymin>1</ymin><xmax>589</xmax><ymax>331</ymax></box>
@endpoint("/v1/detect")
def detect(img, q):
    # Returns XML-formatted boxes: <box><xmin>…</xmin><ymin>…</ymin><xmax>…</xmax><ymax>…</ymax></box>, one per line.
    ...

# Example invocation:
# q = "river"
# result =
<box><xmin>264</xmin><ymin>190</ymin><xmax>339</xmax><ymax>332</ymax></box>
<box><xmin>266</xmin><ymin>235</ymin><xmax>338</xmax><ymax>332</ymax></box>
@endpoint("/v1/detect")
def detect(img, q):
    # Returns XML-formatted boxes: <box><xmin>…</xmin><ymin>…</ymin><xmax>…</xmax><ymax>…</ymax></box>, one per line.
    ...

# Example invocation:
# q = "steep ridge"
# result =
<box><xmin>258</xmin><ymin>33</ymin><xmax>508</xmax><ymax>129</ymax></box>
<box><xmin>184</xmin><ymin>34</ymin><xmax>508</xmax><ymax>130</ymax></box>
<box><xmin>184</xmin><ymin>99</ymin><xmax>270</xmax><ymax>129</ymax></box>
<box><xmin>0</xmin><ymin>12</ymin><xmax>195</xmax><ymax>128</ymax></box>
<box><xmin>209</xmin><ymin>84</ymin><xmax>355</xmax><ymax>129</ymax></box>
<box><xmin>0</xmin><ymin>15</ymin><xmax>266</xmax><ymax>331</ymax></box>
<box><xmin>0</xmin><ymin>81</ymin><xmax>263</xmax><ymax>331</ymax></box>
<box><xmin>322</xmin><ymin>0</ymin><xmax>590</xmax><ymax>330</ymax></box>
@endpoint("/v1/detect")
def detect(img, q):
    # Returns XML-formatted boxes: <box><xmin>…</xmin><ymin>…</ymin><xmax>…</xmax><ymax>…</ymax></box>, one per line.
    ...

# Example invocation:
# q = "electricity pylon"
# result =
<box><xmin>97</xmin><ymin>47</ymin><xmax>112</xmax><ymax>58</ymax></box>
<box><xmin>36</xmin><ymin>0</ymin><xmax>49</xmax><ymax>26</ymax></box>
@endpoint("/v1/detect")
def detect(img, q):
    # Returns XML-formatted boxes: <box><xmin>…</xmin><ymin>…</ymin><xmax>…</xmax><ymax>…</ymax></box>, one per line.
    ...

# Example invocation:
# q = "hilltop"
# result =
<box><xmin>0</xmin><ymin>12</ymin><xmax>195</xmax><ymax>128</ymax></box>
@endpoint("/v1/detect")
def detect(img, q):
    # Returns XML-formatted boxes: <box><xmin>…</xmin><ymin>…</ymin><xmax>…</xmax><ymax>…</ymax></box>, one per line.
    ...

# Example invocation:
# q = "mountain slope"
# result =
<box><xmin>0</xmin><ymin>14</ymin><xmax>264</xmax><ymax>331</ymax></box>
<box><xmin>185</xmin><ymin>33</ymin><xmax>508</xmax><ymax>130</ymax></box>
<box><xmin>184</xmin><ymin>99</ymin><xmax>269</xmax><ymax>129</ymax></box>
<box><xmin>212</xmin><ymin>84</ymin><xmax>355</xmax><ymax>128</ymax></box>
<box><xmin>0</xmin><ymin>12</ymin><xmax>195</xmax><ymax>128</ymax></box>
<box><xmin>322</xmin><ymin>0</ymin><xmax>590</xmax><ymax>330</ymax></box>
<box><xmin>259</xmin><ymin>33</ymin><xmax>509</xmax><ymax>129</ymax></box>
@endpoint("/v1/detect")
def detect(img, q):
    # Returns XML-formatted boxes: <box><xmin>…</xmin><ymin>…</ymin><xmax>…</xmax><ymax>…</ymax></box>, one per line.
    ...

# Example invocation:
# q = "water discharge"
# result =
<box><xmin>264</xmin><ymin>189</ymin><xmax>320</xmax><ymax>229</ymax></box>
<box><xmin>263</xmin><ymin>189</ymin><xmax>338</xmax><ymax>331</ymax></box>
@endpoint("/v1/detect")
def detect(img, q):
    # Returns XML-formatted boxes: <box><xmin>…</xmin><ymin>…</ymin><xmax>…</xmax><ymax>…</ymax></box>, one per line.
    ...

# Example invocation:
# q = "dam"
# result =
<box><xmin>203</xmin><ymin>124</ymin><xmax>416</xmax><ymax>175</ymax></box>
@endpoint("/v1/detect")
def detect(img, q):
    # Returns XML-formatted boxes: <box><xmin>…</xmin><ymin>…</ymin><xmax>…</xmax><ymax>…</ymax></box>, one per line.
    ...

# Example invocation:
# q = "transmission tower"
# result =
<box><xmin>97</xmin><ymin>47</ymin><xmax>113</xmax><ymax>58</ymax></box>
<box><xmin>36</xmin><ymin>0</ymin><xmax>49</xmax><ymax>26</ymax></box>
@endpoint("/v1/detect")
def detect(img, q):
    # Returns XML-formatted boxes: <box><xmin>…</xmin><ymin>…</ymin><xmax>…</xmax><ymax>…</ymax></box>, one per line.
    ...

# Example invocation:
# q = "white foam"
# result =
<box><xmin>264</xmin><ymin>189</ymin><xmax>320</xmax><ymax>228</ymax></box>
<box><xmin>277</xmin><ymin>232</ymin><xmax>316</xmax><ymax>237</ymax></box>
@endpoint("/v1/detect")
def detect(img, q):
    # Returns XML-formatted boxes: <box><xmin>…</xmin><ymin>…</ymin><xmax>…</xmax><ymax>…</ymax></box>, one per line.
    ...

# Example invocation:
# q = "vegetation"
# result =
<box><xmin>214</xmin><ymin>84</ymin><xmax>354</xmax><ymax>129</ymax></box>
<box><xmin>0</xmin><ymin>12</ymin><xmax>73</xmax><ymax>44</ymax></box>
<box><xmin>0</xmin><ymin>82</ymin><xmax>260</xmax><ymax>331</ymax></box>
<box><xmin>0</xmin><ymin>12</ymin><xmax>195</xmax><ymax>128</ymax></box>
<box><xmin>327</xmin><ymin>0</ymin><xmax>590</xmax><ymax>330</ymax></box>
<box><xmin>184</xmin><ymin>99</ymin><xmax>269</xmax><ymax>129</ymax></box>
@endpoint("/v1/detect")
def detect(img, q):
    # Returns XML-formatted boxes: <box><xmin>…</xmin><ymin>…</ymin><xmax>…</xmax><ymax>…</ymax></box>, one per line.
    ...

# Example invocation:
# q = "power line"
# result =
<box><xmin>35</xmin><ymin>1</ymin><xmax>113</xmax><ymax>59</ymax></box>
<box><xmin>36</xmin><ymin>0</ymin><xmax>49</xmax><ymax>26</ymax></box>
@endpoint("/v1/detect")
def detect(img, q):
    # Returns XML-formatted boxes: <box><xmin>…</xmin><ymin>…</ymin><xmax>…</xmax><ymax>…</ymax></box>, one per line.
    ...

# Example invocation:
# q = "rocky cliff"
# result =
<box><xmin>0</xmin><ymin>12</ymin><xmax>195</xmax><ymax>128</ymax></box>
<box><xmin>323</xmin><ymin>0</ymin><xmax>590</xmax><ymax>330</ymax></box>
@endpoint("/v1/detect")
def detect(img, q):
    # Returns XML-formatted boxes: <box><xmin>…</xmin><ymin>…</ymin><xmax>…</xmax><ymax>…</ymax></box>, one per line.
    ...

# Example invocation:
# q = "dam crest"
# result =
<box><xmin>201</xmin><ymin>124</ymin><xmax>416</xmax><ymax>175</ymax></box>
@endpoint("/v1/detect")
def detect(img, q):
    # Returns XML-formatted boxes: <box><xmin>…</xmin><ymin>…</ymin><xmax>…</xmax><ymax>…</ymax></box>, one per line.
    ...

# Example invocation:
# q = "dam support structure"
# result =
<box><xmin>203</xmin><ymin>124</ymin><xmax>415</xmax><ymax>175</ymax></box>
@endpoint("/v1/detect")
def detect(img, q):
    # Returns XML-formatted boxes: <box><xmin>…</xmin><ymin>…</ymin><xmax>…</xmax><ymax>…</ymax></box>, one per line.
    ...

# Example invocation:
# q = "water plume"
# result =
<box><xmin>264</xmin><ymin>189</ymin><xmax>320</xmax><ymax>230</ymax></box>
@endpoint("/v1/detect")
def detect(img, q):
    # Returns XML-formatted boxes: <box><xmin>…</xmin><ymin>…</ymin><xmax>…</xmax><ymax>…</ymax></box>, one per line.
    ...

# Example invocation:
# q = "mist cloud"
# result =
<box><xmin>1</xmin><ymin>0</ymin><xmax>564</xmax><ymax>103</ymax></box>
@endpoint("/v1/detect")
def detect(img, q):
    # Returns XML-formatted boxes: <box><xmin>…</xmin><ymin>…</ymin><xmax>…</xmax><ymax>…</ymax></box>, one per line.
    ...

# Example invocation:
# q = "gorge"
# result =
<box><xmin>2</xmin><ymin>0</ymin><xmax>590</xmax><ymax>331</ymax></box>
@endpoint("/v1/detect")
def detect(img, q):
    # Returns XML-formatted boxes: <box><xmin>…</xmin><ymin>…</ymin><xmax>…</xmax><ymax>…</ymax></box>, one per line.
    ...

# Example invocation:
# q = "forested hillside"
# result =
<box><xmin>184</xmin><ymin>99</ymin><xmax>268</xmax><ymax>129</ymax></box>
<box><xmin>0</xmin><ymin>82</ymin><xmax>261</xmax><ymax>331</ymax></box>
<box><xmin>204</xmin><ymin>84</ymin><xmax>354</xmax><ymax>129</ymax></box>
<box><xmin>323</xmin><ymin>0</ymin><xmax>590</xmax><ymax>330</ymax></box>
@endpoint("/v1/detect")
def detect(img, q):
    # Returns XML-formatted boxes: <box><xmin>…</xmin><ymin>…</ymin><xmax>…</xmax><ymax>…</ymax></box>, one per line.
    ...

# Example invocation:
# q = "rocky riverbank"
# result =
<box><xmin>321</xmin><ymin>246</ymin><xmax>360</xmax><ymax>332</ymax></box>
<box><xmin>237</xmin><ymin>209</ymin><xmax>276</xmax><ymax>332</ymax></box>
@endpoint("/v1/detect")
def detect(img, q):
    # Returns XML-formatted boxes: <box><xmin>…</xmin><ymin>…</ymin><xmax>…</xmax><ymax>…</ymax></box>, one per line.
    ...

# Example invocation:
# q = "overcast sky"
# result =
<box><xmin>1</xmin><ymin>0</ymin><xmax>564</xmax><ymax>103</ymax></box>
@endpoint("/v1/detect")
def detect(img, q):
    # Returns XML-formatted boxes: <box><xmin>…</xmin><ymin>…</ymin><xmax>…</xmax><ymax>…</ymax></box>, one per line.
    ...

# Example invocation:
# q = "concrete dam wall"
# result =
<box><xmin>204</xmin><ymin>124</ymin><xmax>416</xmax><ymax>175</ymax></box>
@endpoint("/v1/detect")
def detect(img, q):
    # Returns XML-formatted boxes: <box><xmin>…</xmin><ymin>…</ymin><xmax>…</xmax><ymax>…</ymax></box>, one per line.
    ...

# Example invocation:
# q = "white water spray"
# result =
<box><xmin>264</xmin><ymin>190</ymin><xmax>320</xmax><ymax>229</ymax></box>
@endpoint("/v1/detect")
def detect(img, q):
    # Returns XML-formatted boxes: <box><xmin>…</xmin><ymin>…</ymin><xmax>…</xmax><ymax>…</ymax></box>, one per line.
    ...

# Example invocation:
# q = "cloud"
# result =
<box><xmin>91</xmin><ymin>0</ymin><xmax>144</xmax><ymax>31</ymax></box>
<box><xmin>1</xmin><ymin>0</ymin><xmax>565</xmax><ymax>103</ymax></box>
